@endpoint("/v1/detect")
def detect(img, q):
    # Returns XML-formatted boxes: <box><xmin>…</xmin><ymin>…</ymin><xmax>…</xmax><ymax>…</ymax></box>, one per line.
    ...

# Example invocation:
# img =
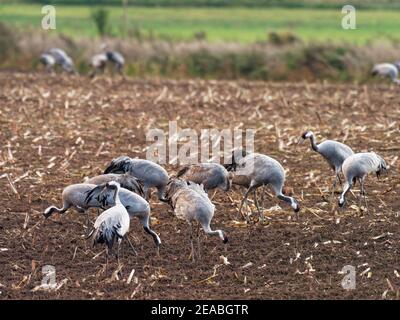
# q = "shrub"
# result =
<box><xmin>91</xmin><ymin>8</ymin><xmax>110</xmax><ymax>36</ymax></box>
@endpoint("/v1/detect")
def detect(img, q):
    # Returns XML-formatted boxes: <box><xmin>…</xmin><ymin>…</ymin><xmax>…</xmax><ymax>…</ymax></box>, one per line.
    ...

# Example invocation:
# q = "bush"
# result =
<box><xmin>91</xmin><ymin>8</ymin><xmax>110</xmax><ymax>36</ymax></box>
<box><xmin>0</xmin><ymin>22</ymin><xmax>19</xmax><ymax>63</ymax></box>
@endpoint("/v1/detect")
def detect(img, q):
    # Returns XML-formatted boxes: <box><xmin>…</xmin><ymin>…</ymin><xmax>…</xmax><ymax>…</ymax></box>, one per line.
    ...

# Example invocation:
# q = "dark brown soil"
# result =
<box><xmin>0</xmin><ymin>72</ymin><xmax>399</xmax><ymax>299</ymax></box>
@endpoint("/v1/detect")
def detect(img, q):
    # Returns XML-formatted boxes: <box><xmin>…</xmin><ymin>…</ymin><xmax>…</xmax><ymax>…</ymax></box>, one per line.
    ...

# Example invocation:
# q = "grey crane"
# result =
<box><xmin>164</xmin><ymin>178</ymin><xmax>228</xmax><ymax>262</ymax></box>
<box><xmin>84</xmin><ymin>173</ymin><xmax>145</xmax><ymax>198</ymax></box>
<box><xmin>338</xmin><ymin>152</ymin><xmax>387</xmax><ymax>210</ymax></box>
<box><xmin>371</xmin><ymin>63</ymin><xmax>400</xmax><ymax>84</ymax></box>
<box><xmin>39</xmin><ymin>53</ymin><xmax>56</xmax><ymax>73</ymax></box>
<box><xmin>43</xmin><ymin>183</ymin><xmax>161</xmax><ymax>248</ymax></box>
<box><xmin>177</xmin><ymin>163</ymin><xmax>233</xmax><ymax>192</ymax></box>
<box><xmin>85</xmin><ymin>183</ymin><xmax>161</xmax><ymax>249</ymax></box>
<box><xmin>86</xmin><ymin>181</ymin><xmax>135</xmax><ymax>265</ymax></box>
<box><xmin>42</xmin><ymin>48</ymin><xmax>76</xmax><ymax>74</ymax></box>
<box><xmin>104</xmin><ymin>156</ymin><xmax>169</xmax><ymax>202</ymax></box>
<box><xmin>301</xmin><ymin>130</ymin><xmax>354</xmax><ymax>196</ymax></box>
<box><xmin>105</xmin><ymin>51</ymin><xmax>125</xmax><ymax>75</ymax></box>
<box><xmin>225</xmin><ymin>151</ymin><xmax>300</xmax><ymax>220</ymax></box>
<box><xmin>98</xmin><ymin>43</ymin><xmax>125</xmax><ymax>74</ymax></box>
<box><xmin>89</xmin><ymin>53</ymin><xmax>108</xmax><ymax>78</ymax></box>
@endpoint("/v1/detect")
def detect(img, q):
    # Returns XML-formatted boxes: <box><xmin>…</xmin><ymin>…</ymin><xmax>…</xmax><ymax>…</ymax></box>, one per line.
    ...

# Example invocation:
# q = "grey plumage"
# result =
<box><xmin>371</xmin><ymin>63</ymin><xmax>400</xmax><ymax>84</ymax></box>
<box><xmin>226</xmin><ymin>151</ymin><xmax>300</xmax><ymax>219</ymax></box>
<box><xmin>338</xmin><ymin>152</ymin><xmax>387</xmax><ymax>209</ymax></box>
<box><xmin>43</xmin><ymin>182</ymin><xmax>160</xmax><ymax>247</ymax></box>
<box><xmin>301</xmin><ymin>130</ymin><xmax>354</xmax><ymax>195</ymax></box>
<box><xmin>89</xmin><ymin>53</ymin><xmax>108</xmax><ymax>77</ymax></box>
<box><xmin>104</xmin><ymin>156</ymin><xmax>169</xmax><ymax>201</ymax></box>
<box><xmin>41</xmin><ymin>48</ymin><xmax>76</xmax><ymax>74</ymax></box>
<box><xmin>87</xmin><ymin>182</ymin><xmax>131</xmax><ymax>263</ymax></box>
<box><xmin>39</xmin><ymin>53</ymin><xmax>56</xmax><ymax>73</ymax></box>
<box><xmin>165</xmin><ymin>178</ymin><xmax>228</xmax><ymax>261</ymax></box>
<box><xmin>177</xmin><ymin>163</ymin><xmax>233</xmax><ymax>191</ymax></box>
<box><xmin>85</xmin><ymin>173</ymin><xmax>145</xmax><ymax>198</ymax></box>
<box><xmin>86</xmin><ymin>183</ymin><xmax>161</xmax><ymax>247</ymax></box>
<box><xmin>106</xmin><ymin>51</ymin><xmax>125</xmax><ymax>75</ymax></box>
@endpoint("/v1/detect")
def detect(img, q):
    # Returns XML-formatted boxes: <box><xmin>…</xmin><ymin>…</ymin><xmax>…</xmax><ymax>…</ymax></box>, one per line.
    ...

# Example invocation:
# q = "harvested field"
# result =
<box><xmin>0</xmin><ymin>72</ymin><xmax>399</xmax><ymax>299</ymax></box>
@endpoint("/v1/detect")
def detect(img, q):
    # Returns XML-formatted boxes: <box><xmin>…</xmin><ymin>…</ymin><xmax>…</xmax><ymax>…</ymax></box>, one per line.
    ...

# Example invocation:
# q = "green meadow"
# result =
<box><xmin>1</xmin><ymin>4</ymin><xmax>399</xmax><ymax>43</ymax></box>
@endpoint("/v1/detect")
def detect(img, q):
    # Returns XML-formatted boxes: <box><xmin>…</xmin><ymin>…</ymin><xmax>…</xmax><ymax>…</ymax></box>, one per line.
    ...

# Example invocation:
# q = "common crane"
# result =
<box><xmin>164</xmin><ymin>178</ymin><xmax>228</xmax><ymax>262</ymax></box>
<box><xmin>338</xmin><ymin>152</ymin><xmax>387</xmax><ymax>210</ymax></box>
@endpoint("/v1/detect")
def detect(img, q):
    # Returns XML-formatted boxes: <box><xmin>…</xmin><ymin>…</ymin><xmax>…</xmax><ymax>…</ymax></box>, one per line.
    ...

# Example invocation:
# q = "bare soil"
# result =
<box><xmin>0</xmin><ymin>72</ymin><xmax>399</xmax><ymax>299</ymax></box>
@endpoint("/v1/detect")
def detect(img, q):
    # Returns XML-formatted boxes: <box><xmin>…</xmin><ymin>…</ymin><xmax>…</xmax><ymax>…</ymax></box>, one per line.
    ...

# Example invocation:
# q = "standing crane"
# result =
<box><xmin>87</xmin><ymin>181</ymin><xmax>135</xmax><ymax>266</ymax></box>
<box><xmin>300</xmin><ymin>130</ymin><xmax>354</xmax><ymax>197</ymax></box>
<box><xmin>164</xmin><ymin>178</ymin><xmax>228</xmax><ymax>262</ymax></box>
<box><xmin>338</xmin><ymin>152</ymin><xmax>387</xmax><ymax>210</ymax></box>
<box><xmin>225</xmin><ymin>151</ymin><xmax>300</xmax><ymax>220</ymax></box>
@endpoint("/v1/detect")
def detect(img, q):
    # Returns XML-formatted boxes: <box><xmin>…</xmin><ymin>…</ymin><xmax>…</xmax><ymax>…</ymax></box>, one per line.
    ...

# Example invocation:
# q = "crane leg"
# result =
<box><xmin>126</xmin><ymin>236</ymin><xmax>138</xmax><ymax>256</ymax></box>
<box><xmin>196</xmin><ymin>223</ymin><xmax>201</xmax><ymax>259</ymax></box>
<box><xmin>188</xmin><ymin>224</ymin><xmax>195</xmax><ymax>262</ymax></box>
<box><xmin>253</xmin><ymin>189</ymin><xmax>264</xmax><ymax>222</ymax></box>
<box><xmin>359</xmin><ymin>177</ymin><xmax>368</xmax><ymax>212</ymax></box>
<box><xmin>105</xmin><ymin>247</ymin><xmax>109</xmax><ymax>274</ymax></box>
<box><xmin>210</xmin><ymin>189</ymin><xmax>217</xmax><ymax>201</ymax></box>
<box><xmin>144</xmin><ymin>186</ymin><xmax>151</xmax><ymax>202</ymax></box>
<box><xmin>239</xmin><ymin>186</ymin><xmax>254</xmax><ymax>222</ymax></box>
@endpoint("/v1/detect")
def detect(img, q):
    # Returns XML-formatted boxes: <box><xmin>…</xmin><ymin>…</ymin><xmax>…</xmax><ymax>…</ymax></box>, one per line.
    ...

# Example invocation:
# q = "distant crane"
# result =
<box><xmin>301</xmin><ymin>130</ymin><xmax>354</xmax><ymax>196</ymax></box>
<box><xmin>105</xmin><ymin>51</ymin><xmax>125</xmax><ymax>75</ymax></box>
<box><xmin>164</xmin><ymin>178</ymin><xmax>228</xmax><ymax>262</ymax></box>
<box><xmin>89</xmin><ymin>53</ymin><xmax>108</xmax><ymax>77</ymax></box>
<box><xmin>225</xmin><ymin>151</ymin><xmax>300</xmax><ymax>220</ymax></box>
<box><xmin>104</xmin><ymin>156</ymin><xmax>169</xmax><ymax>201</ymax></box>
<box><xmin>39</xmin><ymin>53</ymin><xmax>56</xmax><ymax>73</ymax></box>
<box><xmin>86</xmin><ymin>181</ymin><xmax>136</xmax><ymax>265</ymax></box>
<box><xmin>40</xmin><ymin>48</ymin><xmax>76</xmax><ymax>74</ymax></box>
<box><xmin>371</xmin><ymin>63</ymin><xmax>400</xmax><ymax>84</ymax></box>
<box><xmin>338</xmin><ymin>152</ymin><xmax>387</xmax><ymax>210</ymax></box>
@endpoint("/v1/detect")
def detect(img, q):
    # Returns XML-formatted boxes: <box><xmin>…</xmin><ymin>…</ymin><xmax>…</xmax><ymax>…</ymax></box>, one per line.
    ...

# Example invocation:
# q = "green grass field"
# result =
<box><xmin>1</xmin><ymin>4</ymin><xmax>400</xmax><ymax>43</ymax></box>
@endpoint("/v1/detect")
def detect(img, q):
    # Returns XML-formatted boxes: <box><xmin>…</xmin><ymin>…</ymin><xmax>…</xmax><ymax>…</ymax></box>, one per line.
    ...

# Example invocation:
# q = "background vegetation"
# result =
<box><xmin>0</xmin><ymin>1</ymin><xmax>399</xmax><ymax>82</ymax></box>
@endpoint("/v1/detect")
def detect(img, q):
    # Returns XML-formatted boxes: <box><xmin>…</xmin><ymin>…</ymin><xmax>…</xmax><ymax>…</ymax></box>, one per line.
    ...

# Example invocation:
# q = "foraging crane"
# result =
<box><xmin>45</xmin><ymin>48</ymin><xmax>76</xmax><ymax>74</ymax></box>
<box><xmin>43</xmin><ymin>183</ymin><xmax>161</xmax><ymax>248</ymax></box>
<box><xmin>338</xmin><ymin>152</ymin><xmax>387</xmax><ymax>209</ymax></box>
<box><xmin>164</xmin><ymin>178</ymin><xmax>228</xmax><ymax>262</ymax></box>
<box><xmin>86</xmin><ymin>181</ymin><xmax>134</xmax><ymax>264</ymax></box>
<box><xmin>89</xmin><ymin>53</ymin><xmax>108</xmax><ymax>78</ymax></box>
<box><xmin>225</xmin><ymin>151</ymin><xmax>300</xmax><ymax>219</ymax></box>
<box><xmin>85</xmin><ymin>183</ymin><xmax>161</xmax><ymax>248</ymax></box>
<box><xmin>301</xmin><ymin>130</ymin><xmax>354</xmax><ymax>196</ymax></box>
<box><xmin>106</xmin><ymin>51</ymin><xmax>125</xmax><ymax>75</ymax></box>
<box><xmin>84</xmin><ymin>173</ymin><xmax>145</xmax><ymax>198</ymax></box>
<box><xmin>39</xmin><ymin>53</ymin><xmax>56</xmax><ymax>73</ymax></box>
<box><xmin>104</xmin><ymin>156</ymin><xmax>169</xmax><ymax>201</ymax></box>
<box><xmin>176</xmin><ymin>163</ymin><xmax>233</xmax><ymax>192</ymax></box>
<box><xmin>371</xmin><ymin>63</ymin><xmax>400</xmax><ymax>84</ymax></box>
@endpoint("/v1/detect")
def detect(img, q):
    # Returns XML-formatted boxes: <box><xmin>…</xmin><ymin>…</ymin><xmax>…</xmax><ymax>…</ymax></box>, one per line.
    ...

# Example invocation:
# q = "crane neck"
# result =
<box><xmin>308</xmin><ymin>133</ymin><xmax>319</xmax><ymax>152</ymax></box>
<box><xmin>114</xmin><ymin>186</ymin><xmax>122</xmax><ymax>205</ymax></box>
